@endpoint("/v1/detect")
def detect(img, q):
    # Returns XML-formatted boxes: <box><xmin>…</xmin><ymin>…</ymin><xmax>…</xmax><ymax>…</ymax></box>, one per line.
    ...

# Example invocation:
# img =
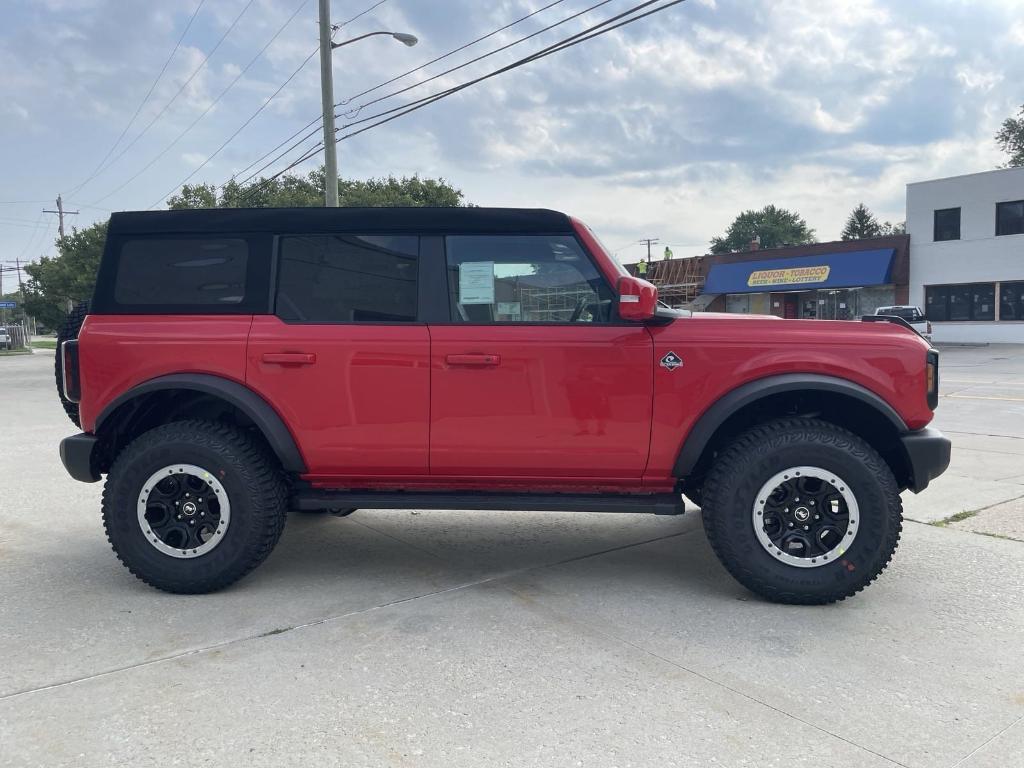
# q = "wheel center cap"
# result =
<box><xmin>793</xmin><ymin>506</ymin><xmax>811</xmax><ymax>522</ymax></box>
<box><xmin>181</xmin><ymin>501</ymin><xmax>198</xmax><ymax>516</ymax></box>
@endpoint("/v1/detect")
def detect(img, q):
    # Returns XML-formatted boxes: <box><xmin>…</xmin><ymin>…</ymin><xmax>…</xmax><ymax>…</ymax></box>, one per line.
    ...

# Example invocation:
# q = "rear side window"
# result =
<box><xmin>115</xmin><ymin>238</ymin><xmax>249</xmax><ymax>306</ymax></box>
<box><xmin>276</xmin><ymin>235</ymin><xmax>419</xmax><ymax>323</ymax></box>
<box><xmin>445</xmin><ymin>235</ymin><xmax>613</xmax><ymax>323</ymax></box>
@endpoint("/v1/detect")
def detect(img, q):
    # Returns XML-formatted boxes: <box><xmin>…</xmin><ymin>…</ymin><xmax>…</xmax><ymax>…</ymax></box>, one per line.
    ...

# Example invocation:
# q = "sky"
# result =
<box><xmin>1</xmin><ymin>0</ymin><xmax>1021</xmax><ymax>273</ymax></box>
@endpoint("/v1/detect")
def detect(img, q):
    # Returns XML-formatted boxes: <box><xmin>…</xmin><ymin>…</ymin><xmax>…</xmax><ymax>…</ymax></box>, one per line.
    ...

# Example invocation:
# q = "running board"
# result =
<box><xmin>291</xmin><ymin>490</ymin><xmax>686</xmax><ymax>516</ymax></box>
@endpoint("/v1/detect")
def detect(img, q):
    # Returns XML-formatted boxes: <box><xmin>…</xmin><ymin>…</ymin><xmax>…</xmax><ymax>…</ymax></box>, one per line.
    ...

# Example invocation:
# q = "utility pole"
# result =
<box><xmin>43</xmin><ymin>194</ymin><xmax>79</xmax><ymax>238</ymax></box>
<box><xmin>640</xmin><ymin>237</ymin><xmax>660</xmax><ymax>264</ymax></box>
<box><xmin>318</xmin><ymin>0</ymin><xmax>340</xmax><ymax>207</ymax></box>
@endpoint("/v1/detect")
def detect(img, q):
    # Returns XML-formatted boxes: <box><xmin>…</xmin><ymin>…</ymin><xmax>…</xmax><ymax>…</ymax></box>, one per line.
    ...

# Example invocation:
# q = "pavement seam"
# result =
<box><xmin>948</xmin><ymin>713</ymin><xmax>1023</xmax><ymax>767</ymax></box>
<box><xmin>499</xmin><ymin>582</ymin><xmax>911</xmax><ymax>768</ymax></box>
<box><xmin>0</xmin><ymin>528</ymin><xmax>696</xmax><ymax>702</ymax></box>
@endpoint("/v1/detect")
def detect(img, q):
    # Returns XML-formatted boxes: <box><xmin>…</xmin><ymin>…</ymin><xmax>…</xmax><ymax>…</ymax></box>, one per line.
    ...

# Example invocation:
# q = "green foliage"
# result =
<box><xmin>995</xmin><ymin>104</ymin><xmax>1024</xmax><ymax>167</ymax></box>
<box><xmin>709</xmin><ymin>205</ymin><xmax>816</xmax><ymax>254</ymax></box>
<box><xmin>879</xmin><ymin>220</ymin><xmax>906</xmax><ymax>236</ymax></box>
<box><xmin>840</xmin><ymin>203</ymin><xmax>883</xmax><ymax>240</ymax></box>
<box><xmin>23</xmin><ymin>222</ymin><xmax>107</xmax><ymax>328</ymax></box>
<box><xmin>168</xmin><ymin>170</ymin><xmax>468</xmax><ymax>209</ymax></box>
<box><xmin>21</xmin><ymin>170</ymin><xmax>468</xmax><ymax>326</ymax></box>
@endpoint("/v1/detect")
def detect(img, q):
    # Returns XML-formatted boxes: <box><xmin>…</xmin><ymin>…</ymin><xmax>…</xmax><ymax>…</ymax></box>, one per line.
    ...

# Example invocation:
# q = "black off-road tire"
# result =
<box><xmin>54</xmin><ymin>300</ymin><xmax>90</xmax><ymax>426</ymax></box>
<box><xmin>102</xmin><ymin>420</ymin><xmax>288</xmax><ymax>594</ymax></box>
<box><xmin>701</xmin><ymin>418</ymin><xmax>902</xmax><ymax>605</ymax></box>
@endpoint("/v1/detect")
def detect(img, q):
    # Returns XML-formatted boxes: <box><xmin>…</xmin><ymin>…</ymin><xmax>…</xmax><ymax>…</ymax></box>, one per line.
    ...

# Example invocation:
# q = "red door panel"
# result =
<box><xmin>246</xmin><ymin>316</ymin><xmax>430</xmax><ymax>478</ymax></box>
<box><xmin>428</xmin><ymin>326</ymin><xmax>654</xmax><ymax>479</ymax></box>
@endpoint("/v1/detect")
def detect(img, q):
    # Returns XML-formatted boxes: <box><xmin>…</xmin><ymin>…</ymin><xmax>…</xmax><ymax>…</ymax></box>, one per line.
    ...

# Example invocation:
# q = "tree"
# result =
<box><xmin>840</xmin><ymin>203</ymin><xmax>883</xmax><ymax>240</ymax></box>
<box><xmin>995</xmin><ymin>104</ymin><xmax>1024</xmax><ymax>167</ymax></box>
<box><xmin>23</xmin><ymin>170</ymin><xmax>469</xmax><ymax>326</ymax></box>
<box><xmin>709</xmin><ymin>205</ymin><xmax>815</xmax><ymax>254</ymax></box>
<box><xmin>879</xmin><ymin>220</ymin><xmax>906</xmax><ymax>236</ymax></box>
<box><xmin>168</xmin><ymin>170</ymin><xmax>468</xmax><ymax>209</ymax></box>
<box><xmin>23</xmin><ymin>222</ymin><xmax>107</xmax><ymax>329</ymax></box>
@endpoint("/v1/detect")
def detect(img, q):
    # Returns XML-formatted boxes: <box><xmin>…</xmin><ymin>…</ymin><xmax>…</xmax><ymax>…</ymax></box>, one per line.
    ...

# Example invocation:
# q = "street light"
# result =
<box><xmin>318</xmin><ymin>0</ymin><xmax>419</xmax><ymax>207</ymax></box>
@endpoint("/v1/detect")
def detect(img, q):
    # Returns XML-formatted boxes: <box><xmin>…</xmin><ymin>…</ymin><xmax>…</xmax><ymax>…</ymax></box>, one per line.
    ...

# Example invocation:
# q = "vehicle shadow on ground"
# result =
<box><xmin>252</xmin><ymin>510</ymin><xmax>745</xmax><ymax>604</ymax></box>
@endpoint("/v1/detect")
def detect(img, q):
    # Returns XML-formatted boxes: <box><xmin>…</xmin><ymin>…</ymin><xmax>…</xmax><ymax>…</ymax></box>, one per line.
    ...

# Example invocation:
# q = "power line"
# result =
<box><xmin>337</xmin><ymin>0</ymin><xmax>569</xmax><ymax>109</ymax></box>
<box><xmin>337</xmin><ymin>0</ymin><xmax>390</xmax><ymax>27</ymax></box>
<box><xmin>150</xmin><ymin>43</ymin><xmax>321</xmax><ymax>209</ymax></box>
<box><xmin>66</xmin><ymin>0</ymin><xmax>207</xmax><ymax>199</ymax></box>
<box><xmin>78</xmin><ymin>0</ymin><xmax>257</xmax><ymax>199</ymax></box>
<box><xmin>336</xmin><ymin>0</ymin><xmax>612</xmax><ymax>118</ymax></box>
<box><xmin>334</xmin><ymin>1</ymin><xmax>683</xmax><ymax>147</ymax></box>
<box><xmin>92</xmin><ymin>0</ymin><xmax>310</xmax><ymax>206</ymax></box>
<box><xmin>223</xmin><ymin>0</ymin><xmax>571</xmax><ymax>194</ymax></box>
<box><xmin>242</xmin><ymin>0</ymin><xmax>687</xmax><ymax>201</ymax></box>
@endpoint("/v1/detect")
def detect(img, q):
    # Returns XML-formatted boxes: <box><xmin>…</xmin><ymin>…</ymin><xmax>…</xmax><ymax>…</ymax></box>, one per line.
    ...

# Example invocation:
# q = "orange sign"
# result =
<box><xmin>747</xmin><ymin>265</ymin><xmax>830</xmax><ymax>288</ymax></box>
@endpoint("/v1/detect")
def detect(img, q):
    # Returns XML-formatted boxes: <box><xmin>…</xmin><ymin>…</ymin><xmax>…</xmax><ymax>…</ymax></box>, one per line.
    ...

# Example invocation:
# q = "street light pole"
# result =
<box><xmin>318</xmin><ymin>0</ymin><xmax>340</xmax><ymax>207</ymax></box>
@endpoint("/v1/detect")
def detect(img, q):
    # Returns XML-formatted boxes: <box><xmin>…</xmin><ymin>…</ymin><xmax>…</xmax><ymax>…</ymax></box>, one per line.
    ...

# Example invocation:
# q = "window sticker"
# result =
<box><xmin>496</xmin><ymin>301</ymin><xmax>521</xmax><ymax>320</ymax></box>
<box><xmin>459</xmin><ymin>261</ymin><xmax>495</xmax><ymax>304</ymax></box>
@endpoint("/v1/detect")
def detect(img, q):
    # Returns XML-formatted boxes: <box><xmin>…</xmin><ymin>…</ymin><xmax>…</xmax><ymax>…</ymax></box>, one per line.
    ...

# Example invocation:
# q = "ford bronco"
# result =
<box><xmin>56</xmin><ymin>207</ymin><xmax>950</xmax><ymax>603</ymax></box>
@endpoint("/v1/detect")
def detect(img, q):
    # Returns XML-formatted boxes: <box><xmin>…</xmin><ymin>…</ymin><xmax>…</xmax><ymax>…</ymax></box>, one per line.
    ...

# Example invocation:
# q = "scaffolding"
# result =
<box><xmin>645</xmin><ymin>257</ymin><xmax>705</xmax><ymax>307</ymax></box>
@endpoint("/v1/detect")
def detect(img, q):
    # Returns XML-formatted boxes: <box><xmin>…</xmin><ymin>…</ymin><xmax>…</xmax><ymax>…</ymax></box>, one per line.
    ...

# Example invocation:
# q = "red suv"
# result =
<box><xmin>57</xmin><ymin>207</ymin><xmax>949</xmax><ymax>603</ymax></box>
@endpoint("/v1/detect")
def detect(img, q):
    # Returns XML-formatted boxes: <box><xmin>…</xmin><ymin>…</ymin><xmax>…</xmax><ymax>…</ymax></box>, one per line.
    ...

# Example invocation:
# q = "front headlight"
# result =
<box><xmin>926</xmin><ymin>349</ymin><xmax>939</xmax><ymax>410</ymax></box>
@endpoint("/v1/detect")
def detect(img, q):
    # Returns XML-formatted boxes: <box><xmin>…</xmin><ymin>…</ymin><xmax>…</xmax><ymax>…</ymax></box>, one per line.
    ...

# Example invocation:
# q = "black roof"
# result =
<box><xmin>107</xmin><ymin>207</ymin><xmax>575</xmax><ymax>236</ymax></box>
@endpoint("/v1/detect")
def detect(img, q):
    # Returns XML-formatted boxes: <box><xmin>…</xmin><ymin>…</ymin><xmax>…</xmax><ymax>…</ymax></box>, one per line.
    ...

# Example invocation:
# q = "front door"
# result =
<box><xmin>429</xmin><ymin>234</ymin><xmax>654</xmax><ymax>480</ymax></box>
<box><xmin>246</xmin><ymin>233</ymin><xmax>429</xmax><ymax>479</ymax></box>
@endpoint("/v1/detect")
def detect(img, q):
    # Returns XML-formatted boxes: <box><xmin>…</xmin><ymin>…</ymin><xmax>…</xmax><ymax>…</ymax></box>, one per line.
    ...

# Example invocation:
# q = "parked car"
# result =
<box><xmin>875</xmin><ymin>305</ymin><xmax>931</xmax><ymax>340</ymax></box>
<box><xmin>55</xmin><ymin>208</ymin><xmax>950</xmax><ymax>604</ymax></box>
<box><xmin>0</xmin><ymin>327</ymin><xmax>10</xmax><ymax>350</ymax></box>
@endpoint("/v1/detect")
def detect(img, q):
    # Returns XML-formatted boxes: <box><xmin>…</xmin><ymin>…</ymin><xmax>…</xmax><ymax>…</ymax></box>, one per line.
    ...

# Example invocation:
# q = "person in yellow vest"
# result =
<box><xmin>636</xmin><ymin>259</ymin><xmax>648</xmax><ymax>277</ymax></box>
<box><xmin>664</xmin><ymin>246</ymin><xmax>673</xmax><ymax>260</ymax></box>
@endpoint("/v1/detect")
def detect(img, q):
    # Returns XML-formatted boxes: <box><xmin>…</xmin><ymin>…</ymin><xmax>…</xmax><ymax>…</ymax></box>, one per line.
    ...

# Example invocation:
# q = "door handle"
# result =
<box><xmin>262</xmin><ymin>352</ymin><xmax>316</xmax><ymax>365</ymax></box>
<box><xmin>445</xmin><ymin>353</ymin><xmax>500</xmax><ymax>367</ymax></box>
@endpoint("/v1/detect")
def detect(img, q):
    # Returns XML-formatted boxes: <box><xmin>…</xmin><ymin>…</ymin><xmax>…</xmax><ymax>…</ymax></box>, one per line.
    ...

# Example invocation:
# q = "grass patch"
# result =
<box><xmin>31</xmin><ymin>339</ymin><xmax>57</xmax><ymax>349</ymax></box>
<box><xmin>932</xmin><ymin>509</ymin><xmax>980</xmax><ymax>527</ymax></box>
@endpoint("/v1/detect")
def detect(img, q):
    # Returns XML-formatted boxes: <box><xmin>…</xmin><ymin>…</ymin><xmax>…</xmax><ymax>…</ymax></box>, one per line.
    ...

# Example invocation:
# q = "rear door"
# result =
<box><xmin>246</xmin><ymin>233</ymin><xmax>430</xmax><ymax>479</ymax></box>
<box><xmin>428</xmin><ymin>234</ymin><xmax>654</xmax><ymax>480</ymax></box>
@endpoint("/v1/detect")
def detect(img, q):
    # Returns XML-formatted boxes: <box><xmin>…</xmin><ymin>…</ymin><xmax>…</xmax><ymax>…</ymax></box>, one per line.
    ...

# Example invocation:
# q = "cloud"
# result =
<box><xmin>0</xmin><ymin>0</ymin><xmax>1022</xmax><ymax>259</ymax></box>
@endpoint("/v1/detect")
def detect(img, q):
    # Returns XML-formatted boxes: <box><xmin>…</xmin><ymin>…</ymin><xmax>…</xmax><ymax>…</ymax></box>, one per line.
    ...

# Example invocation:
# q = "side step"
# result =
<box><xmin>291</xmin><ymin>490</ymin><xmax>686</xmax><ymax>516</ymax></box>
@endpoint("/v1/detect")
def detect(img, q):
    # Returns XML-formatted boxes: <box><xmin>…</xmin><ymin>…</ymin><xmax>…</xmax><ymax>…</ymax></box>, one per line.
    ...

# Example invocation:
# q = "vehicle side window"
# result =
<box><xmin>444</xmin><ymin>235</ymin><xmax>613</xmax><ymax>323</ymax></box>
<box><xmin>115</xmin><ymin>238</ymin><xmax>249</xmax><ymax>306</ymax></box>
<box><xmin>276</xmin><ymin>234</ymin><xmax>419</xmax><ymax>323</ymax></box>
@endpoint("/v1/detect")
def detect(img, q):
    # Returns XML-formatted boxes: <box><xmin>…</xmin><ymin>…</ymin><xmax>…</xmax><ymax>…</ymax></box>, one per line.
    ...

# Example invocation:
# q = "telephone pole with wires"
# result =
<box><xmin>640</xmin><ymin>237</ymin><xmax>660</xmax><ymax>264</ymax></box>
<box><xmin>43</xmin><ymin>195</ymin><xmax>78</xmax><ymax>239</ymax></box>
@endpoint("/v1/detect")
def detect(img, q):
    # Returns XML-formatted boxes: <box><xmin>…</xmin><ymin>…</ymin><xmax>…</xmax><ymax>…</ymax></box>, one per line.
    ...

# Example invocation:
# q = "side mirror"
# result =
<box><xmin>617</xmin><ymin>276</ymin><xmax>658</xmax><ymax>321</ymax></box>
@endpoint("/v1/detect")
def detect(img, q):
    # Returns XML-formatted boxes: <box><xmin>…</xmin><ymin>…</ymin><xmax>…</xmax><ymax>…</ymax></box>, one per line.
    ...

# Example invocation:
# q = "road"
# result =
<box><xmin>1</xmin><ymin>347</ymin><xmax>1023</xmax><ymax>768</ymax></box>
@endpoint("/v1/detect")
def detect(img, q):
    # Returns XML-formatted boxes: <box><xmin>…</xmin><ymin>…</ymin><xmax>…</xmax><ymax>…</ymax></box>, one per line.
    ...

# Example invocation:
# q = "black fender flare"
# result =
<box><xmin>95</xmin><ymin>373</ymin><xmax>307</xmax><ymax>473</ymax></box>
<box><xmin>673</xmin><ymin>373</ymin><xmax>908</xmax><ymax>478</ymax></box>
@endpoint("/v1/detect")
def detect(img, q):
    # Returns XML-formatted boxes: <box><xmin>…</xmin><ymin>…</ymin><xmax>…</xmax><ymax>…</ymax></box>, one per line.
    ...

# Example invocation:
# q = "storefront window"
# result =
<box><xmin>1000</xmin><ymin>282</ymin><xmax>1024</xmax><ymax>321</ymax></box>
<box><xmin>926</xmin><ymin>283</ymin><xmax>996</xmax><ymax>321</ymax></box>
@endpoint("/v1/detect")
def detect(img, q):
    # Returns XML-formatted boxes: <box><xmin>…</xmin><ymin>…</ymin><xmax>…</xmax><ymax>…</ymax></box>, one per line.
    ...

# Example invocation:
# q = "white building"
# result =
<box><xmin>907</xmin><ymin>167</ymin><xmax>1024</xmax><ymax>343</ymax></box>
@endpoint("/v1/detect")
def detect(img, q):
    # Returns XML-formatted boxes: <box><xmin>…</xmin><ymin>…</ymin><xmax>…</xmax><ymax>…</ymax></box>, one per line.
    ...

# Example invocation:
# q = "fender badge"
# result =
<box><xmin>660</xmin><ymin>351</ymin><xmax>683</xmax><ymax>371</ymax></box>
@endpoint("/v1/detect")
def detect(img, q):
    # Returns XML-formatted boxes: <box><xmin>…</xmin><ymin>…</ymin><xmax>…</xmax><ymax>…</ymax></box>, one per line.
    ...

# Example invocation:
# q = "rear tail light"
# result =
<box><xmin>61</xmin><ymin>340</ymin><xmax>81</xmax><ymax>403</ymax></box>
<box><xmin>926</xmin><ymin>349</ymin><xmax>939</xmax><ymax>410</ymax></box>
<box><xmin>926</xmin><ymin>320</ymin><xmax>933</xmax><ymax>336</ymax></box>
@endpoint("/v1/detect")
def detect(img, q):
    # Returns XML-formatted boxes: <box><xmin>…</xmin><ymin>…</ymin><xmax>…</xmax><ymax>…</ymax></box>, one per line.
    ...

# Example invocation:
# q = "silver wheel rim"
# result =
<box><xmin>137</xmin><ymin>464</ymin><xmax>231</xmax><ymax>559</ymax></box>
<box><xmin>752</xmin><ymin>466</ymin><xmax>858</xmax><ymax>569</ymax></box>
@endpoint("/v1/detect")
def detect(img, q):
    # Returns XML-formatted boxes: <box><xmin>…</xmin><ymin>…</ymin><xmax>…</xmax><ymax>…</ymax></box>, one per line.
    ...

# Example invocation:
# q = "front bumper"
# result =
<box><xmin>900</xmin><ymin>427</ymin><xmax>951</xmax><ymax>493</ymax></box>
<box><xmin>59</xmin><ymin>433</ymin><xmax>102</xmax><ymax>483</ymax></box>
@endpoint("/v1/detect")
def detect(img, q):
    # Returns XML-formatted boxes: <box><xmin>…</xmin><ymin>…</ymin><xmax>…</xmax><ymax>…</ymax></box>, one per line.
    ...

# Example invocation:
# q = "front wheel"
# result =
<box><xmin>701</xmin><ymin>418</ymin><xmax>902</xmax><ymax>605</ymax></box>
<box><xmin>102</xmin><ymin>420</ymin><xmax>288</xmax><ymax>593</ymax></box>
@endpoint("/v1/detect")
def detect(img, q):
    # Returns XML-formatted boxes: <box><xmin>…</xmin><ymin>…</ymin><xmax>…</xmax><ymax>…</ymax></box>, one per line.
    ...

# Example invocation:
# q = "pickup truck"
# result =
<box><xmin>54</xmin><ymin>207</ymin><xmax>950</xmax><ymax>604</ymax></box>
<box><xmin>875</xmin><ymin>305</ymin><xmax>931</xmax><ymax>341</ymax></box>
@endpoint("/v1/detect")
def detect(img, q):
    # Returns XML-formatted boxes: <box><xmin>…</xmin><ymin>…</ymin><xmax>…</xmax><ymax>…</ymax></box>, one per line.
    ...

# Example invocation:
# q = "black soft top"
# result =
<box><xmin>107</xmin><ymin>207</ymin><xmax>575</xmax><ymax>236</ymax></box>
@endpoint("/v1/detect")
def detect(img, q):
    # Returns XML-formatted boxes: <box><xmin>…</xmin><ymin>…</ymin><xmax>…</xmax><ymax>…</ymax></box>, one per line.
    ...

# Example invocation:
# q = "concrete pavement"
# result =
<box><xmin>1</xmin><ymin>348</ymin><xmax>1023</xmax><ymax>767</ymax></box>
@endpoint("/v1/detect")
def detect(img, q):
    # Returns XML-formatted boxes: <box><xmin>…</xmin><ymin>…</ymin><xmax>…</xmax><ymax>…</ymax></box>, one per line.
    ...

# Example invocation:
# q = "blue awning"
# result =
<box><xmin>703</xmin><ymin>248</ymin><xmax>895</xmax><ymax>294</ymax></box>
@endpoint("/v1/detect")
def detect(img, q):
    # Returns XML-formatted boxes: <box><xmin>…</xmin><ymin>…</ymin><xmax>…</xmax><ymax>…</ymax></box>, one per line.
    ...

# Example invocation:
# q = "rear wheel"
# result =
<box><xmin>102</xmin><ymin>420</ymin><xmax>288</xmax><ymax>593</ymax></box>
<box><xmin>701</xmin><ymin>418</ymin><xmax>902</xmax><ymax>605</ymax></box>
